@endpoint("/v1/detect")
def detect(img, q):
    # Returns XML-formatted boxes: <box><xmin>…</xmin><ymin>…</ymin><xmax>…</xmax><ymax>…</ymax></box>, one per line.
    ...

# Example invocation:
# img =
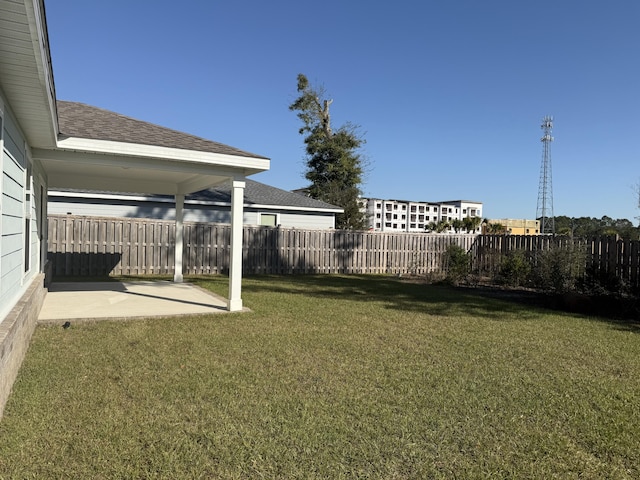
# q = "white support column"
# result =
<box><xmin>174</xmin><ymin>193</ymin><xmax>184</xmax><ymax>283</ymax></box>
<box><xmin>228</xmin><ymin>178</ymin><xmax>245</xmax><ymax>311</ymax></box>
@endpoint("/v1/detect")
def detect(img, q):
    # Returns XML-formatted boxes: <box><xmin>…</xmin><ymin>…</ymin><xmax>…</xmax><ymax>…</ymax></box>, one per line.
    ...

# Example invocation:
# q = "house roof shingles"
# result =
<box><xmin>56</xmin><ymin>100</ymin><xmax>268</xmax><ymax>159</ymax></box>
<box><xmin>189</xmin><ymin>179</ymin><xmax>341</xmax><ymax>210</ymax></box>
<box><xmin>55</xmin><ymin>179</ymin><xmax>342</xmax><ymax>212</ymax></box>
<box><xmin>54</xmin><ymin>101</ymin><xmax>339</xmax><ymax>211</ymax></box>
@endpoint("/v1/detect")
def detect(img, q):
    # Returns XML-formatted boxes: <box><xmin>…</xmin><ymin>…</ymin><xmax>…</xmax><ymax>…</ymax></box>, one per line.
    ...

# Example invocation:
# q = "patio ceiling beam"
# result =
<box><xmin>177</xmin><ymin>174</ymin><xmax>230</xmax><ymax>195</ymax></box>
<box><xmin>45</xmin><ymin>172</ymin><xmax>183</xmax><ymax>194</ymax></box>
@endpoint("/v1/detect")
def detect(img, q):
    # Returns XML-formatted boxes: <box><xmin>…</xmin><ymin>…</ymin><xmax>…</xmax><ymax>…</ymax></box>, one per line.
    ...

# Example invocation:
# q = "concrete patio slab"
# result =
<box><xmin>38</xmin><ymin>281</ymin><xmax>237</xmax><ymax>323</ymax></box>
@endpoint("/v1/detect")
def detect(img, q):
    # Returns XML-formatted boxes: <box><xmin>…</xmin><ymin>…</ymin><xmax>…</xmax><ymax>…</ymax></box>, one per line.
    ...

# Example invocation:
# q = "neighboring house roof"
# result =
<box><xmin>51</xmin><ymin>179</ymin><xmax>344</xmax><ymax>213</ymax></box>
<box><xmin>56</xmin><ymin>100</ymin><xmax>268</xmax><ymax>160</ymax></box>
<box><xmin>188</xmin><ymin>179</ymin><xmax>342</xmax><ymax>211</ymax></box>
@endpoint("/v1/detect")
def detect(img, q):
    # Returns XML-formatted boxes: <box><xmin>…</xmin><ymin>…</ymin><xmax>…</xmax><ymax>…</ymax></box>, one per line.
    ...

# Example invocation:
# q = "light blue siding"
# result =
<box><xmin>3</xmin><ymin>155</ymin><xmax>24</xmax><ymax>201</ymax></box>
<box><xmin>1</xmin><ymin>215</ymin><xmax>22</xmax><ymax>235</ymax></box>
<box><xmin>3</xmin><ymin>111</ymin><xmax>26</xmax><ymax>169</ymax></box>
<box><xmin>0</xmin><ymin>247</ymin><xmax>22</xmax><ymax>304</ymax></box>
<box><xmin>1</xmin><ymin>106</ymin><xmax>29</xmax><ymax>313</ymax></box>
<box><xmin>1</xmin><ymin>192</ymin><xmax>23</xmax><ymax>218</ymax></box>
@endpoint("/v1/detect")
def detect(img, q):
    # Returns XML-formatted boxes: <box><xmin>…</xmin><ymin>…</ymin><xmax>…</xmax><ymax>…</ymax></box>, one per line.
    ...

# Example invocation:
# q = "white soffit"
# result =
<box><xmin>0</xmin><ymin>0</ymin><xmax>58</xmax><ymax>147</ymax></box>
<box><xmin>34</xmin><ymin>136</ymin><xmax>270</xmax><ymax>194</ymax></box>
<box><xmin>56</xmin><ymin>137</ymin><xmax>270</xmax><ymax>172</ymax></box>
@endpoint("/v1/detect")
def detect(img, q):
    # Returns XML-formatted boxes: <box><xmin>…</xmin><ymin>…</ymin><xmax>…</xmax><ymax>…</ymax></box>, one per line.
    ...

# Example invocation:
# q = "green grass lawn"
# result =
<box><xmin>1</xmin><ymin>275</ymin><xmax>639</xmax><ymax>479</ymax></box>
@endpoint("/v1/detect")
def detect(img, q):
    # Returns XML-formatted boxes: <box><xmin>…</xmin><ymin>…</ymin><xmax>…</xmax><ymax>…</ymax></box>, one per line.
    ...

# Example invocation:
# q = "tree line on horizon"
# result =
<box><xmin>552</xmin><ymin>215</ymin><xmax>640</xmax><ymax>240</ymax></box>
<box><xmin>485</xmin><ymin>216</ymin><xmax>640</xmax><ymax>239</ymax></box>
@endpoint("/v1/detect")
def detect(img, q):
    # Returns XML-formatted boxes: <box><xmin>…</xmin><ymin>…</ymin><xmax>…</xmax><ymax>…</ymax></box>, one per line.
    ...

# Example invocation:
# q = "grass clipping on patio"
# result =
<box><xmin>1</xmin><ymin>275</ymin><xmax>639</xmax><ymax>478</ymax></box>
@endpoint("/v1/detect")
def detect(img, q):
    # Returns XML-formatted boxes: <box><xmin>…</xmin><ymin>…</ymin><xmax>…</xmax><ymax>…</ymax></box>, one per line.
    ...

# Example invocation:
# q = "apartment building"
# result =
<box><xmin>363</xmin><ymin>198</ymin><xmax>483</xmax><ymax>233</ymax></box>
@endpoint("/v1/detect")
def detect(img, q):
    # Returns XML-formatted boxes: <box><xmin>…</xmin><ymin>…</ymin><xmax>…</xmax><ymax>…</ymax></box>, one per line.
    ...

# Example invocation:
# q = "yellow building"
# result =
<box><xmin>485</xmin><ymin>219</ymin><xmax>540</xmax><ymax>235</ymax></box>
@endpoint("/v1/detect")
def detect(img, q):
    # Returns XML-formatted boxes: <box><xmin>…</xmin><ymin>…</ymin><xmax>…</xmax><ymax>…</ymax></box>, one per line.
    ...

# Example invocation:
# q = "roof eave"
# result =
<box><xmin>0</xmin><ymin>0</ymin><xmax>59</xmax><ymax>148</ymax></box>
<box><xmin>54</xmin><ymin>136</ymin><xmax>270</xmax><ymax>174</ymax></box>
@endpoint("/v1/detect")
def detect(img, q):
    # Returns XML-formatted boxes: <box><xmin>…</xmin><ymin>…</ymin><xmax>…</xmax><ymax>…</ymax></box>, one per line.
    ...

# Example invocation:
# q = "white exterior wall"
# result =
<box><xmin>48</xmin><ymin>196</ymin><xmax>337</xmax><ymax>230</ymax></box>
<box><xmin>365</xmin><ymin>198</ymin><xmax>441</xmax><ymax>232</ymax></box>
<box><xmin>364</xmin><ymin>197</ymin><xmax>483</xmax><ymax>233</ymax></box>
<box><xmin>274</xmin><ymin>211</ymin><xmax>335</xmax><ymax>229</ymax></box>
<box><xmin>437</xmin><ymin>203</ymin><xmax>457</xmax><ymax>223</ymax></box>
<box><xmin>0</xmin><ymin>95</ymin><xmax>47</xmax><ymax>322</ymax></box>
<box><xmin>408</xmin><ymin>202</ymin><xmax>439</xmax><ymax>231</ymax></box>
<box><xmin>458</xmin><ymin>201</ymin><xmax>482</xmax><ymax>219</ymax></box>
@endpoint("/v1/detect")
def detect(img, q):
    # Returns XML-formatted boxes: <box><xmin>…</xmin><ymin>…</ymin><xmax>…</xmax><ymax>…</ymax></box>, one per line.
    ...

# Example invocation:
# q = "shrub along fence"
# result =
<box><xmin>472</xmin><ymin>234</ymin><xmax>640</xmax><ymax>291</ymax></box>
<box><xmin>47</xmin><ymin>215</ymin><xmax>476</xmax><ymax>277</ymax></box>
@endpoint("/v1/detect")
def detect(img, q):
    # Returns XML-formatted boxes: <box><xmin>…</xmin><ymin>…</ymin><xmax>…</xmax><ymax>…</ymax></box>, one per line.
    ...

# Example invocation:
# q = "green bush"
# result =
<box><xmin>528</xmin><ymin>244</ymin><xmax>587</xmax><ymax>293</ymax></box>
<box><xmin>579</xmin><ymin>265</ymin><xmax>630</xmax><ymax>296</ymax></box>
<box><xmin>445</xmin><ymin>244</ymin><xmax>470</xmax><ymax>285</ymax></box>
<box><xmin>496</xmin><ymin>250</ymin><xmax>531</xmax><ymax>287</ymax></box>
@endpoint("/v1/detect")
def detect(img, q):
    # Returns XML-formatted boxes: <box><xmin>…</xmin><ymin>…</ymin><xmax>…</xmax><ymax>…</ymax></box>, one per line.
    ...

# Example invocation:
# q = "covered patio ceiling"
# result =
<box><xmin>33</xmin><ymin>146</ymin><xmax>266</xmax><ymax>195</ymax></box>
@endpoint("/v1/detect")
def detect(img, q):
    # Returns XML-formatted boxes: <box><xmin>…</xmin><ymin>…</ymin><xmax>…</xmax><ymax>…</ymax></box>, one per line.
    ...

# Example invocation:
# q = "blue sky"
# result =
<box><xmin>46</xmin><ymin>1</ymin><xmax>640</xmax><ymax>222</ymax></box>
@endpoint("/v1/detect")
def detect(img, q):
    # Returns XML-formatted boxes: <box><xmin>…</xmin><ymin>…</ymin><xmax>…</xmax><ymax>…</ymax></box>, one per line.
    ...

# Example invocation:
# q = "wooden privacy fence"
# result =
<box><xmin>472</xmin><ymin>234</ymin><xmax>640</xmax><ymax>289</ymax></box>
<box><xmin>47</xmin><ymin>215</ymin><xmax>476</xmax><ymax>277</ymax></box>
<box><xmin>48</xmin><ymin>215</ymin><xmax>640</xmax><ymax>288</ymax></box>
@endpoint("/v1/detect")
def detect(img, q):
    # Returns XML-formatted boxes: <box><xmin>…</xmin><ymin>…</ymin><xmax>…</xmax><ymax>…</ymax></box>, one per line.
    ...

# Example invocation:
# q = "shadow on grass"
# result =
<box><xmin>56</xmin><ymin>273</ymin><xmax>638</xmax><ymax>333</ymax></box>
<box><xmin>240</xmin><ymin>275</ymin><xmax>549</xmax><ymax>321</ymax></box>
<box><xmin>240</xmin><ymin>275</ymin><xmax>640</xmax><ymax>333</ymax></box>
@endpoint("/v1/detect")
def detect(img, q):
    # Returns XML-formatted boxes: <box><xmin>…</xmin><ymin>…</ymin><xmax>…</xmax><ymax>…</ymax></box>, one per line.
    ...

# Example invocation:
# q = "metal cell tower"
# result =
<box><xmin>536</xmin><ymin>116</ymin><xmax>555</xmax><ymax>235</ymax></box>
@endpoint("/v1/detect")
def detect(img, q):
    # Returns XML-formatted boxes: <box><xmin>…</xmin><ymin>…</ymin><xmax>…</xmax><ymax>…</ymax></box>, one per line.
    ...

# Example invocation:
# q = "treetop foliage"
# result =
<box><xmin>553</xmin><ymin>215</ymin><xmax>640</xmax><ymax>240</ymax></box>
<box><xmin>289</xmin><ymin>74</ymin><xmax>367</xmax><ymax>230</ymax></box>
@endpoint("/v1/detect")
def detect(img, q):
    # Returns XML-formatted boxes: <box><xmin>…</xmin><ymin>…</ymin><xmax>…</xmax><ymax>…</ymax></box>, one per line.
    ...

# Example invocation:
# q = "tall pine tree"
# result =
<box><xmin>289</xmin><ymin>74</ymin><xmax>367</xmax><ymax>230</ymax></box>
